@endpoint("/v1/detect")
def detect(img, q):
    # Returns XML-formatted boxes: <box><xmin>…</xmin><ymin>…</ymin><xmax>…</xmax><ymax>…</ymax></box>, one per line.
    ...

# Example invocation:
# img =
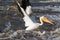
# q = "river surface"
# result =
<box><xmin>0</xmin><ymin>0</ymin><xmax>60</xmax><ymax>40</ymax></box>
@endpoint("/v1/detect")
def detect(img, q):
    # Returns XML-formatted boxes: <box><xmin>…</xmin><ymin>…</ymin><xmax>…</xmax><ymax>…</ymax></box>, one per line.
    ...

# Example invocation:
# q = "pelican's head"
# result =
<box><xmin>40</xmin><ymin>16</ymin><xmax>54</xmax><ymax>25</ymax></box>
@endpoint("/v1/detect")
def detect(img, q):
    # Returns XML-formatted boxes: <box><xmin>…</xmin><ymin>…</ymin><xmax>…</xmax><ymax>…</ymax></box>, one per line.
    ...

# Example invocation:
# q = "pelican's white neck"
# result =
<box><xmin>39</xmin><ymin>17</ymin><xmax>43</xmax><ymax>25</ymax></box>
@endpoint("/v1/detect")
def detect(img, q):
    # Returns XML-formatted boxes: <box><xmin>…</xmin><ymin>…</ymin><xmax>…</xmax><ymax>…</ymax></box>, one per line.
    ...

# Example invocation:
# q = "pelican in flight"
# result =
<box><xmin>16</xmin><ymin>0</ymin><xmax>54</xmax><ymax>31</ymax></box>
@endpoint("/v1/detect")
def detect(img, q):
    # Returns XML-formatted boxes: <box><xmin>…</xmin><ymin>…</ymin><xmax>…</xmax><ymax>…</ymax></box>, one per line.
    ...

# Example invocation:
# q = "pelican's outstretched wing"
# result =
<box><xmin>16</xmin><ymin>0</ymin><xmax>24</xmax><ymax>17</ymax></box>
<box><xmin>25</xmin><ymin>6</ymin><xmax>32</xmax><ymax>15</ymax></box>
<box><xmin>16</xmin><ymin>1</ymin><xmax>36</xmax><ymax>27</ymax></box>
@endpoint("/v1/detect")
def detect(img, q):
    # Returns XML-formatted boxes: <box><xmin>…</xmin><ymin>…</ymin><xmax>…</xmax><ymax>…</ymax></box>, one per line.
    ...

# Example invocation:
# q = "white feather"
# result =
<box><xmin>25</xmin><ymin>6</ymin><xmax>32</xmax><ymax>15</ymax></box>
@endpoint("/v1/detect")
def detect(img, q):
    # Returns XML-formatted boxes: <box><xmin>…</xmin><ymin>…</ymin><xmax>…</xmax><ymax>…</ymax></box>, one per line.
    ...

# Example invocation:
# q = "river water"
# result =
<box><xmin>0</xmin><ymin>0</ymin><xmax>60</xmax><ymax>40</ymax></box>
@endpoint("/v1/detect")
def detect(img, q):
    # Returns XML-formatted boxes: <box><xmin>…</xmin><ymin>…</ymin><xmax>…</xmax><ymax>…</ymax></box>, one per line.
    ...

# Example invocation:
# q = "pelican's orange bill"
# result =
<box><xmin>41</xmin><ymin>16</ymin><xmax>54</xmax><ymax>25</ymax></box>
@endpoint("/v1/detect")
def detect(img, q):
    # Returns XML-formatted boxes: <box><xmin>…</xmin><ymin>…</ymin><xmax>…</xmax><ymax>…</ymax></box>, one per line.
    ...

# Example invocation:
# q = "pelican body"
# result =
<box><xmin>16</xmin><ymin>0</ymin><xmax>54</xmax><ymax>31</ymax></box>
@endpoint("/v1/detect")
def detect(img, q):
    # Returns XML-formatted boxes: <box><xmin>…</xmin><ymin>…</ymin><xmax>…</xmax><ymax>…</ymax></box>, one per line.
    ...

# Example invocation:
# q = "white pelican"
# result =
<box><xmin>16</xmin><ymin>0</ymin><xmax>54</xmax><ymax>31</ymax></box>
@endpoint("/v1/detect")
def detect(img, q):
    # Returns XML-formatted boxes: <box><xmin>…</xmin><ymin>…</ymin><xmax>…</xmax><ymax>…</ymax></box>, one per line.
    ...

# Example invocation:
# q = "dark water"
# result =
<box><xmin>0</xmin><ymin>0</ymin><xmax>60</xmax><ymax>40</ymax></box>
